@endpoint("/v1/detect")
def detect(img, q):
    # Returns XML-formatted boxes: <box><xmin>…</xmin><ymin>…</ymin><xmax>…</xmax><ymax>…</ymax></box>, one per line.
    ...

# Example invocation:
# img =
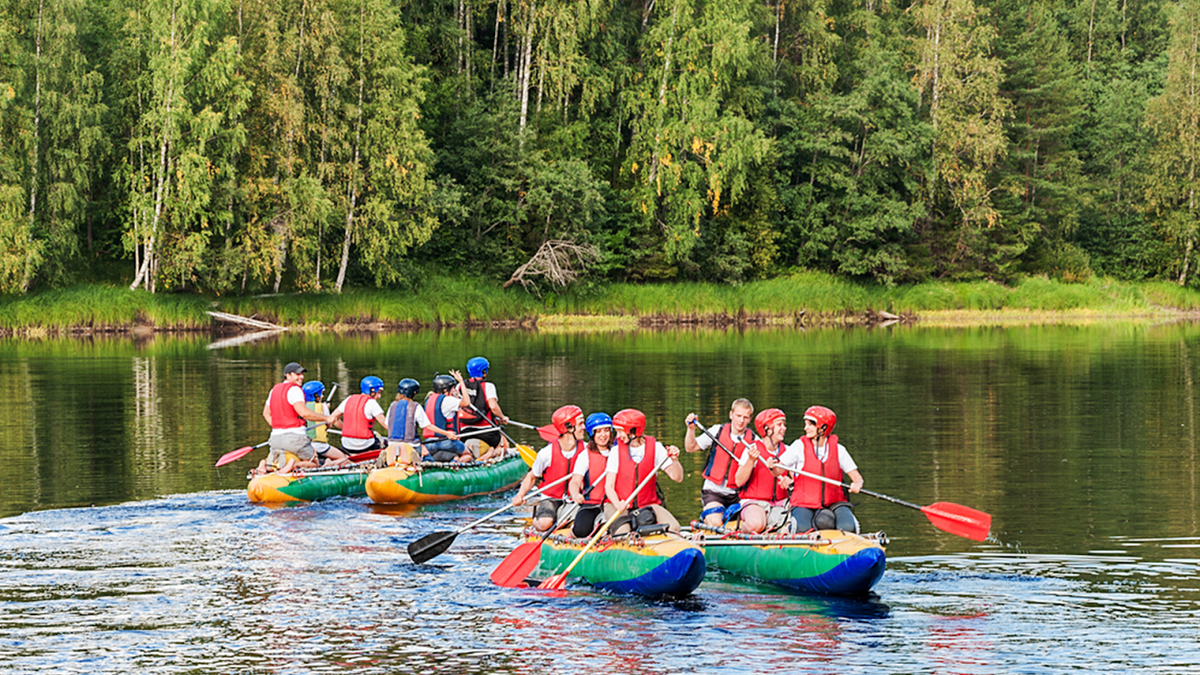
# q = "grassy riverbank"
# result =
<box><xmin>4</xmin><ymin>273</ymin><xmax>1200</xmax><ymax>334</ymax></box>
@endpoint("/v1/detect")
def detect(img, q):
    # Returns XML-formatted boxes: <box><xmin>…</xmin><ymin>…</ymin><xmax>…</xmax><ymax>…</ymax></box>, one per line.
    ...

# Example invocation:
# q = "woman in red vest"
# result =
<box><xmin>568</xmin><ymin>412</ymin><xmax>615</xmax><ymax>538</ymax></box>
<box><xmin>733</xmin><ymin>408</ymin><xmax>791</xmax><ymax>534</ymax></box>
<box><xmin>512</xmin><ymin>405</ymin><xmax>586</xmax><ymax>531</ymax></box>
<box><xmin>777</xmin><ymin>406</ymin><xmax>864</xmax><ymax>533</ymax></box>
<box><xmin>603</xmin><ymin>409</ymin><xmax>684</xmax><ymax>535</ymax></box>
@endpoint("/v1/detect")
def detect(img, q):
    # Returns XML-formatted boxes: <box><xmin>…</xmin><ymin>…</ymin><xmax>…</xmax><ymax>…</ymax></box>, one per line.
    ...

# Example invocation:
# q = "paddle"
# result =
<box><xmin>215</xmin><ymin>440</ymin><xmax>270</xmax><ymax>467</ymax></box>
<box><xmin>775</xmin><ymin>463</ymin><xmax>992</xmax><ymax>541</ymax></box>
<box><xmin>533</xmin><ymin>454</ymin><xmax>674</xmax><ymax>590</ymax></box>
<box><xmin>489</xmin><ymin>504</ymin><xmax>580</xmax><ymax>588</ymax></box>
<box><xmin>408</xmin><ymin>473</ymin><xmax>574</xmax><ymax>564</ymax></box>
<box><xmin>502</xmin><ymin>418</ymin><xmax>558</xmax><ymax>444</ymax></box>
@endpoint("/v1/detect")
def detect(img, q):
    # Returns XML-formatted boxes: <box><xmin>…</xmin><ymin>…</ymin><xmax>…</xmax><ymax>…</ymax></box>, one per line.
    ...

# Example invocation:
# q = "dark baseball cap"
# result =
<box><xmin>283</xmin><ymin>362</ymin><xmax>307</xmax><ymax>375</ymax></box>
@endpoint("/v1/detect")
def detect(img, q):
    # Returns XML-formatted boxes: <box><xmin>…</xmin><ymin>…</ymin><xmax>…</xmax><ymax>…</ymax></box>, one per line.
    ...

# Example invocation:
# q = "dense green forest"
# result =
<box><xmin>0</xmin><ymin>0</ymin><xmax>1196</xmax><ymax>295</ymax></box>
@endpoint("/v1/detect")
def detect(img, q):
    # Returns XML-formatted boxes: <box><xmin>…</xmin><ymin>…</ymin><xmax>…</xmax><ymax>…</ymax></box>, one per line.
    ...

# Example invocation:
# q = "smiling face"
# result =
<box><xmin>804</xmin><ymin>417</ymin><xmax>819</xmax><ymax>440</ymax></box>
<box><xmin>769</xmin><ymin>418</ymin><xmax>788</xmax><ymax>443</ymax></box>
<box><xmin>592</xmin><ymin>426</ymin><xmax>613</xmax><ymax>449</ymax></box>
<box><xmin>730</xmin><ymin>404</ymin><xmax>753</xmax><ymax>434</ymax></box>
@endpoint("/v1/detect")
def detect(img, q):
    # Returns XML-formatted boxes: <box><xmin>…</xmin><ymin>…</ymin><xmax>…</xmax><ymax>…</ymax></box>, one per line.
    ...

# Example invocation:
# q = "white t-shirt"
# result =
<box><xmin>267</xmin><ymin>384</ymin><xmax>308</xmax><ymax>437</ymax></box>
<box><xmin>531</xmin><ymin>440</ymin><xmax>582</xmax><ymax>478</ymax></box>
<box><xmin>778</xmin><ymin>439</ymin><xmax>858</xmax><ymax>474</ymax></box>
<box><xmin>334</xmin><ymin>396</ymin><xmax>385</xmax><ymax>451</ymax></box>
<box><xmin>440</xmin><ymin>395</ymin><xmax>461</xmax><ymax>421</ymax></box>
<box><xmin>694</xmin><ymin>423</ymin><xmax>754</xmax><ymax>495</ymax></box>
<box><xmin>604</xmin><ymin>440</ymin><xmax>671</xmax><ymax>476</ymax></box>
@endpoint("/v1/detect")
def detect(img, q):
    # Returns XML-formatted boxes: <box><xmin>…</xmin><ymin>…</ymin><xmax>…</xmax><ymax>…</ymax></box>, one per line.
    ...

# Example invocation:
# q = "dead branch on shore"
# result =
<box><xmin>504</xmin><ymin>239</ymin><xmax>600</xmax><ymax>291</ymax></box>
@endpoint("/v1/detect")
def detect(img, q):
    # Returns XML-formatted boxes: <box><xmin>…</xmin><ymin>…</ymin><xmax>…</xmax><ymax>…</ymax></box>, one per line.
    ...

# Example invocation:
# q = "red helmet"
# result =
<box><xmin>551</xmin><ymin>405</ymin><xmax>584</xmax><ymax>434</ymax></box>
<box><xmin>754</xmin><ymin>408</ymin><xmax>786</xmax><ymax>438</ymax></box>
<box><xmin>803</xmin><ymin>406</ymin><xmax>837</xmax><ymax>435</ymax></box>
<box><xmin>613</xmin><ymin>408</ymin><xmax>646</xmax><ymax>437</ymax></box>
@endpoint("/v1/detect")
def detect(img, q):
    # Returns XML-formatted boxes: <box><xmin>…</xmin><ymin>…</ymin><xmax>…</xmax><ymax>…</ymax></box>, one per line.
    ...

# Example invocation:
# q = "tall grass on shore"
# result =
<box><xmin>219</xmin><ymin>277</ymin><xmax>541</xmax><ymax>326</ymax></box>
<box><xmin>0</xmin><ymin>285</ymin><xmax>211</xmax><ymax>331</ymax></box>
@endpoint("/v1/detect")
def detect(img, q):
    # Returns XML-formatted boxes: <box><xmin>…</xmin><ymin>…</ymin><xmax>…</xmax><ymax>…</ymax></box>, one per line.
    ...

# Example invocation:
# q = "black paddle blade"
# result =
<box><xmin>408</xmin><ymin>531</ymin><xmax>457</xmax><ymax>564</ymax></box>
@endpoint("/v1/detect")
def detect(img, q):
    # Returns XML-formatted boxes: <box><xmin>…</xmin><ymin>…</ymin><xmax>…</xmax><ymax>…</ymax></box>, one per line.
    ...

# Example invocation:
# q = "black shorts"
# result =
<box><xmin>701</xmin><ymin>488</ymin><xmax>739</xmax><ymax>509</ymax></box>
<box><xmin>464</xmin><ymin>428</ymin><xmax>503</xmax><ymax>451</ymax></box>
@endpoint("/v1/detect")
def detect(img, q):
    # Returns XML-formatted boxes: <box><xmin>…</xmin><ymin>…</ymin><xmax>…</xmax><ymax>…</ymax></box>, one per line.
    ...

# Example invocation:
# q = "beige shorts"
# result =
<box><xmin>267</xmin><ymin>432</ymin><xmax>315</xmax><ymax>465</ymax></box>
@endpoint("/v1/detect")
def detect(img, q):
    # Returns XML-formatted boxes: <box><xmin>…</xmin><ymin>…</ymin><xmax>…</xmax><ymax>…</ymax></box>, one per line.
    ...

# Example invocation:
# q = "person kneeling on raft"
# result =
<box><xmin>385</xmin><ymin>376</ymin><xmax>470</xmax><ymax>464</ymax></box>
<box><xmin>512</xmin><ymin>405</ymin><xmax>586</xmax><ymax>532</ymax></box>
<box><xmin>328</xmin><ymin>376</ymin><xmax>389</xmax><ymax>454</ymax></box>
<box><xmin>602</xmin><ymin>408</ymin><xmax>684</xmax><ymax>535</ymax></box>
<box><xmin>777</xmin><ymin>406</ymin><xmax>864</xmax><ymax>533</ymax></box>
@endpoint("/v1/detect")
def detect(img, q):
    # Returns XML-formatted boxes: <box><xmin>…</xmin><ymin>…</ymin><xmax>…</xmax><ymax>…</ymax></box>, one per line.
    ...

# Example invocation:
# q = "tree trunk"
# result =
<box><xmin>647</xmin><ymin>2</ymin><xmax>678</xmax><ymax>187</ymax></box>
<box><xmin>517</xmin><ymin>0</ymin><xmax>535</xmax><ymax>147</ymax></box>
<box><xmin>336</xmin><ymin>0</ymin><xmax>368</xmax><ymax>293</ymax></box>
<box><xmin>26</xmin><ymin>0</ymin><xmax>44</xmax><ymax>291</ymax></box>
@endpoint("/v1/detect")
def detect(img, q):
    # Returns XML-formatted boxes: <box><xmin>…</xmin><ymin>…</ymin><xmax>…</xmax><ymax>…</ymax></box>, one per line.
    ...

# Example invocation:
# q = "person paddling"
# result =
<box><xmin>567</xmin><ymin>412</ymin><xmax>615</xmax><ymax>538</ymax></box>
<box><xmin>259</xmin><ymin>362</ymin><xmax>333</xmax><ymax>473</ymax></box>
<box><xmin>385</xmin><ymin>377</ymin><xmax>468</xmax><ymax>464</ymax></box>
<box><xmin>453</xmin><ymin>357</ymin><xmax>510</xmax><ymax>461</ymax></box>
<box><xmin>512</xmin><ymin>405</ymin><xmax>586</xmax><ymax>532</ymax></box>
<box><xmin>777</xmin><ymin>406</ymin><xmax>864</xmax><ymax>533</ymax></box>
<box><xmin>603</xmin><ymin>408</ymin><xmax>684</xmax><ymax>534</ymax></box>
<box><xmin>418</xmin><ymin>373</ymin><xmax>471</xmax><ymax>462</ymax></box>
<box><xmin>734</xmin><ymin>408</ymin><xmax>790</xmax><ymax>533</ymax></box>
<box><xmin>684</xmin><ymin>399</ymin><xmax>758</xmax><ymax>527</ymax></box>
<box><xmin>329</xmin><ymin>376</ymin><xmax>389</xmax><ymax>455</ymax></box>
<box><xmin>304</xmin><ymin>381</ymin><xmax>351</xmax><ymax>468</ymax></box>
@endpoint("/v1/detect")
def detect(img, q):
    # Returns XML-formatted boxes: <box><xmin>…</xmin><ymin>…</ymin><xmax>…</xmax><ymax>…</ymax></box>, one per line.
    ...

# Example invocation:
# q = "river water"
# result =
<box><xmin>1</xmin><ymin>324</ymin><xmax>1199</xmax><ymax>673</ymax></box>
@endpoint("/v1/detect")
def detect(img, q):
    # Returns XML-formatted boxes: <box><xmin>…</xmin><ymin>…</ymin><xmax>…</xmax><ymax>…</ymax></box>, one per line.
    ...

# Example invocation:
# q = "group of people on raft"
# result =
<box><xmin>511</xmin><ymin>397</ymin><xmax>865</xmax><ymax>539</ymax></box>
<box><xmin>255</xmin><ymin>357</ymin><xmax>512</xmax><ymax>474</ymax></box>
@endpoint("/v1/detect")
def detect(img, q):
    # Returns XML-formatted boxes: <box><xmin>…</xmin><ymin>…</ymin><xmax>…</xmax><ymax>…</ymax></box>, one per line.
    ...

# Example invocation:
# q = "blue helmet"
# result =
<box><xmin>397</xmin><ymin>378</ymin><xmax>420</xmax><ymax>398</ymax></box>
<box><xmin>360</xmin><ymin>375</ymin><xmax>385</xmax><ymax>395</ymax></box>
<box><xmin>466</xmin><ymin>356</ymin><xmax>490</xmax><ymax>379</ymax></box>
<box><xmin>302</xmin><ymin>381</ymin><xmax>326</xmax><ymax>402</ymax></box>
<box><xmin>585</xmin><ymin>412</ymin><xmax>613</xmax><ymax>437</ymax></box>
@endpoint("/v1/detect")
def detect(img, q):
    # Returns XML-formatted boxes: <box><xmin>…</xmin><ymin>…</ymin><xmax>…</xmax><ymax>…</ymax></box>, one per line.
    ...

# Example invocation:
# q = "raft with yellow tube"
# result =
<box><xmin>530</xmin><ymin>528</ymin><xmax>707</xmax><ymax>597</ymax></box>
<box><xmin>365</xmin><ymin>449</ymin><xmax>530</xmax><ymax>504</ymax></box>
<box><xmin>246</xmin><ymin>466</ymin><xmax>370</xmax><ymax>503</ymax></box>
<box><xmin>693</xmin><ymin>522</ymin><xmax>887</xmax><ymax>596</ymax></box>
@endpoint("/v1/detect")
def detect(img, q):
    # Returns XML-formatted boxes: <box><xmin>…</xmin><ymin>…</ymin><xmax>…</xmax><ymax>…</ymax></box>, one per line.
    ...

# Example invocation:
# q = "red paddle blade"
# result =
<box><xmin>536</xmin><ymin>425</ymin><xmax>559</xmax><ymax>443</ymax></box>
<box><xmin>215</xmin><ymin>446</ymin><xmax>255</xmax><ymax>467</ymax></box>
<box><xmin>536</xmin><ymin>572</ymin><xmax>567</xmax><ymax>590</ymax></box>
<box><xmin>921</xmin><ymin>502</ymin><xmax>992</xmax><ymax>541</ymax></box>
<box><xmin>490</xmin><ymin>541</ymin><xmax>544</xmax><ymax>588</ymax></box>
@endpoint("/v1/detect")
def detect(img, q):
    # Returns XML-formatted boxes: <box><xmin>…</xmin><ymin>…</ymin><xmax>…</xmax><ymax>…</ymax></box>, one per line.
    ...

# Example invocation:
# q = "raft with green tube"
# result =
<box><xmin>365</xmin><ymin>451</ymin><xmax>529</xmax><ymax>504</ymax></box>
<box><xmin>694</xmin><ymin>523</ymin><xmax>887</xmax><ymax>596</ymax></box>
<box><xmin>529</xmin><ymin>529</ymin><xmax>706</xmax><ymax>597</ymax></box>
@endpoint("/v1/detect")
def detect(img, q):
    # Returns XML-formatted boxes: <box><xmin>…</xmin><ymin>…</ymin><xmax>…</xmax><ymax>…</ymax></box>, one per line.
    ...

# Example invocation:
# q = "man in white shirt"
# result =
<box><xmin>683</xmin><ymin>398</ymin><xmax>757</xmax><ymax>527</ymax></box>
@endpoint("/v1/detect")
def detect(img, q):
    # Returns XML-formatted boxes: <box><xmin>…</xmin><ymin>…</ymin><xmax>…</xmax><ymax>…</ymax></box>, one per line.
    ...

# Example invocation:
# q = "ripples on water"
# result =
<box><xmin>2</xmin><ymin>495</ymin><xmax>1200</xmax><ymax>674</ymax></box>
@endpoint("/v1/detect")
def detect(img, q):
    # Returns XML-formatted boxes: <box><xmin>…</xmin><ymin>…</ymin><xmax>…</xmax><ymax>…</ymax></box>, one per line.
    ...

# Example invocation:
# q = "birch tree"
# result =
<box><xmin>1145</xmin><ymin>0</ymin><xmax>1200</xmax><ymax>286</ymax></box>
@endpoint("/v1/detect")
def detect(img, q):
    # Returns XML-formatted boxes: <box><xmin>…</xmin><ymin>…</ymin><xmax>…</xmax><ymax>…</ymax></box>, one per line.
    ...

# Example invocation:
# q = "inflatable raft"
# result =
<box><xmin>694</xmin><ymin>523</ymin><xmax>887</xmax><ymax>596</ymax></box>
<box><xmin>530</xmin><ymin>528</ymin><xmax>706</xmax><ymax>597</ymax></box>
<box><xmin>365</xmin><ymin>452</ymin><xmax>527</xmax><ymax>504</ymax></box>
<box><xmin>246</xmin><ymin>466</ymin><xmax>371</xmax><ymax>503</ymax></box>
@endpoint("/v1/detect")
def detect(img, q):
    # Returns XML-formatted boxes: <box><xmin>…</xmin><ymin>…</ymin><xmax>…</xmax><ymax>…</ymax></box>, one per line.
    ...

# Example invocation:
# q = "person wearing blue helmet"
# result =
<box><xmin>329</xmin><ymin>375</ymin><xmax>388</xmax><ymax>455</ymax></box>
<box><xmin>452</xmin><ymin>358</ymin><xmax>509</xmax><ymax>462</ymax></box>
<box><xmin>384</xmin><ymin>377</ymin><xmax>470</xmax><ymax>464</ymax></box>
<box><xmin>303</xmin><ymin>381</ymin><xmax>351</xmax><ymax>467</ymax></box>
<box><xmin>568</xmin><ymin>412</ymin><xmax>616</xmax><ymax>538</ymax></box>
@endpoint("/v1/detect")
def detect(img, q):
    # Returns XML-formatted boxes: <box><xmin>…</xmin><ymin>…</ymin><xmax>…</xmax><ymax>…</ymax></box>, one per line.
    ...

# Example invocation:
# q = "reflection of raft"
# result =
<box><xmin>365</xmin><ymin>453</ymin><xmax>527</xmax><ymax>504</ymax></box>
<box><xmin>694</xmin><ymin>523</ymin><xmax>887</xmax><ymax>596</ymax></box>
<box><xmin>530</xmin><ymin>528</ymin><xmax>706</xmax><ymax>597</ymax></box>
<box><xmin>246</xmin><ymin>467</ymin><xmax>370</xmax><ymax>503</ymax></box>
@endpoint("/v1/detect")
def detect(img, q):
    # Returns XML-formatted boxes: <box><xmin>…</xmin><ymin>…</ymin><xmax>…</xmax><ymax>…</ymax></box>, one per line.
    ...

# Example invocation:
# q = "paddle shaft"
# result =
<box><xmin>774</xmin><ymin>463</ymin><xmax>914</xmax><ymax>509</ymax></box>
<box><xmin>451</xmin><ymin>473</ymin><xmax>573</xmax><ymax>536</ymax></box>
<box><xmin>545</xmin><ymin>454</ymin><xmax>674</xmax><ymax>587</ymax></box>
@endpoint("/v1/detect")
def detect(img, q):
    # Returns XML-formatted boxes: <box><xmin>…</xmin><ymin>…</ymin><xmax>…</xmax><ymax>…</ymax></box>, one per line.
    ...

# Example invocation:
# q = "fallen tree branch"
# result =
<box><xmin>504</xmin><ymin>239</ymin><xmax>601</xmax><ymax>291</ymax></box>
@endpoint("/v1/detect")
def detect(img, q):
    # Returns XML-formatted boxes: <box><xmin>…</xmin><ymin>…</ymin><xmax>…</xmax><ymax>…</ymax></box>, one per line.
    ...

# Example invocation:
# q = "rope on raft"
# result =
<box><xmin>688</xmin><ymin>521</ymin><xmax>889</xmax><ymax>546</ymax></box>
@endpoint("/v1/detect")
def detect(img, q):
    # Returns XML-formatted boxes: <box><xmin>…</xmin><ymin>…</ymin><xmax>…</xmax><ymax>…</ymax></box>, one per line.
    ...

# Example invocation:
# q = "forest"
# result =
<box><xmin>0</xmin><ymin>0</ymin><xmax>1195</xmax><ymax>295</ymax></box>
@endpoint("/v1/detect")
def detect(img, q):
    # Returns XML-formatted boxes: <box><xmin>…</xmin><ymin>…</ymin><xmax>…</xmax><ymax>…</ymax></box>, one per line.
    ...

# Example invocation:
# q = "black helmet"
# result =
<box><xmin>431</xmin><ymin>373</ymin><xmax>456</xmax><ymax>394</ymax></box>
<box><xmin>397</xmin><ymin>378</ymin><xmax>420</xmax><ymax>398</ymax></box>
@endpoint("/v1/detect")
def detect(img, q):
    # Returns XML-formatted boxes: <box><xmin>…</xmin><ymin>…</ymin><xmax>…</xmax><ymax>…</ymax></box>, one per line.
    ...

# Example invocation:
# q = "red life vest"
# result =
<box><xmin>612</xmin><ymin>436</ymin><xmax>661</xmax><ymax>508</ymax></box>
<box><xmin>455</xmin><ymin>377</ymin><xmax>494</xmax><ymax>428</ymax></box>
<box><xmin>578</xmin><ymin>448</ymin><xmax>609</xmax><ymax>505</ymax></box>
<box><xmin>422</xmin><ymin>394</ymin><xmax>453</xmax><ymax>439</ymax></box>
<box><xmin>343</xmin><ymin>394</ymin><xmax>376</xmax><ymax>440</ymax></box>
<box><xmin>703</xmin><ymin>423</ymin><xmax>756</xmax><ymax>489</ymax></box>
<box><xmin>541</xmin><ymin>438</ymin><xmax>585</xmax><ymax>499</ymax></box>
<box><xmin>739</xmin><ymin>439</ymin><xmax>788</xmax><ymax>502</ymax></box>
<box><xmin>789</xmin><ymin>434</ymin><xmax>845</xmax><ymax>508</ymax></box>
<box><xmin>269</xmin><ymin>382</ymin><xmax>305</xmax><ymax>430</ymax></box>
